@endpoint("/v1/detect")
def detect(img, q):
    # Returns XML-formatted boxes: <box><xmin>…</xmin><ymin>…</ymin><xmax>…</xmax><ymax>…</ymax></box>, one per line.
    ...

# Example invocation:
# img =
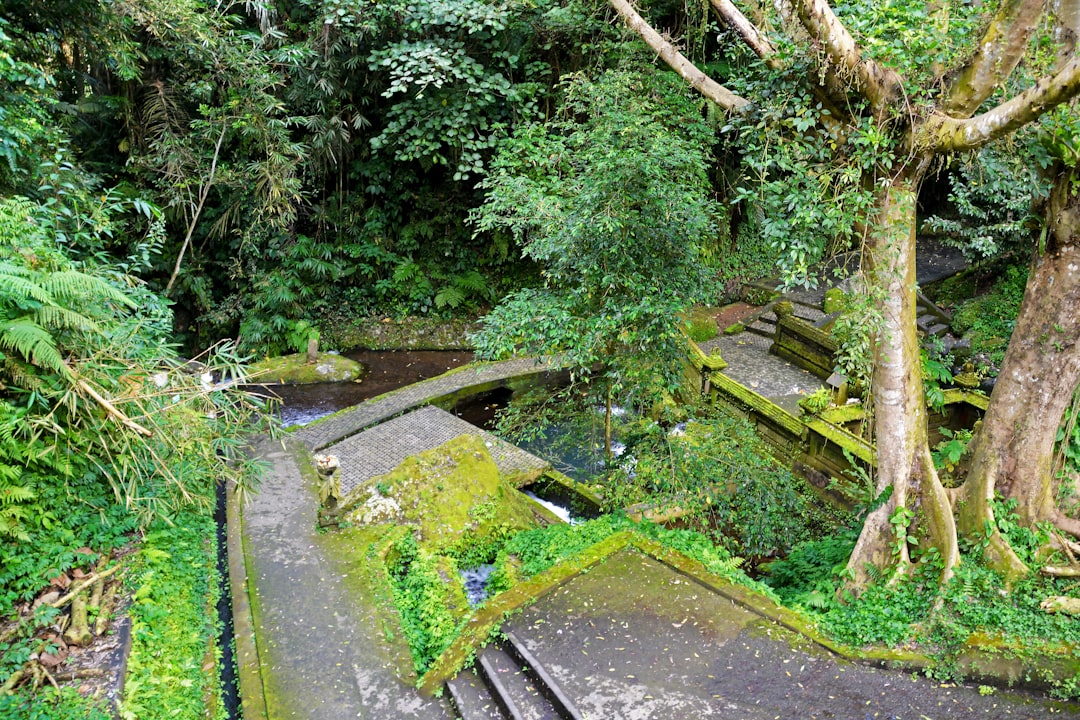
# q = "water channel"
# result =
<box><xmin>268</xmin><ymin>350</ymin><xmax>475</xmax><ymax>427</ymax></box>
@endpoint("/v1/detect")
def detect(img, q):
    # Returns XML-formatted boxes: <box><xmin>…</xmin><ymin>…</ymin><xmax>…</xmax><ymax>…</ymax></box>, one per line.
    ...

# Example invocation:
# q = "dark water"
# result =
<box><xmin>460</xmin><ymin>564</ymin><xmax>497</xmax><ymax>607</ymax></box>
<box><xmin>263</xmin><ymin>350</ymin><xmax>473</xmax><ymax>427</ymax></box>
<box><xmin>214</xmin><ymin>480</ymin><xmax>239</xmax><ymax>719</ymax></box>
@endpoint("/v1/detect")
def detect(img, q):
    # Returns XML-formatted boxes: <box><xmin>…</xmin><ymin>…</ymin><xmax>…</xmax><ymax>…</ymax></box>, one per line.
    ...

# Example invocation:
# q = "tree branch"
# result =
<box><xmin>165</xmin><ymin>119</ymin><xmax>227</xmax><ymax>296</ymax></box>
<box><xmin>941</xmin><ymin>0</ymin><xmax>1046</xmax><ymax>116</ymax></box>
<box><xmin>920</xmin><ymin>54</ymin><xmax>1080</xmax><ymax>152</ymax></box>
<box><xmin>709</xmin><ymin>0</ymin><xmax>778</xmax><ymax>65</ymax></box>
<box><xmin>609</xmin><ymin>0</ymin><xmax>750</xmax><ymax>111</ymax></box>
<box><xmin>789</xmin><ymin>0</ymin><xmax>902</xmax><ymax>115</ymax></box>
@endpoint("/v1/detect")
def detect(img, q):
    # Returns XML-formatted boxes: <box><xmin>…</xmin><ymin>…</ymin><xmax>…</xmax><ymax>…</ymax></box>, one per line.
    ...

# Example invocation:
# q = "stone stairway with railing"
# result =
<box><xmin>739</xmin><ymin>283</ymin><xmax>954</xmax><ymax>349</ymax></box>
<box><xmin>445</xmin><ymin>632</ymin><xmax>582</xmax><ymax>720</ymax></box>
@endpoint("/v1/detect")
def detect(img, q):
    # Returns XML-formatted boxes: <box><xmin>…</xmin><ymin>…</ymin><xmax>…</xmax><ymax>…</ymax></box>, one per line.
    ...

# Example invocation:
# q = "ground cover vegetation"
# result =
<box><xmin>0</xmin><ymin>7</ymin><xmax>271</xmax><ymax>715</ymax></box>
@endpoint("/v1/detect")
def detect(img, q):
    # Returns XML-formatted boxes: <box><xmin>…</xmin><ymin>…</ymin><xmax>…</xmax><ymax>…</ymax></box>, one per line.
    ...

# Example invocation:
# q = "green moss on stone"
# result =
<box><xmin>823</xmin><ymin>288</ymin><xmax>845</xmax><ymax>315</ymax></box>
<box><xmin>338</xmin><ymin>434</ymin><xmax>558</xmax><ymax>553</ymax></box>
<box><xmin>248</xmin><ymin>352</ymin><xmax>365</xmax><ymax>384</ymax></box>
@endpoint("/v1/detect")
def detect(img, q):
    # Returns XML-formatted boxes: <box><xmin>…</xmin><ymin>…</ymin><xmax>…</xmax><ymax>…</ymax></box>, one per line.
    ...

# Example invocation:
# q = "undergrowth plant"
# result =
<box><xmin>950</xmin><ymin>264</ymin><xmax>1029</xmax><ymax>365</ymax></box>
<box><xmin>606</xmin><ymin>403</ymin><xmax>838</xmax><ymax>558</ymax></box>
<box><xmin>764</xmin><ymin>499</ymin><xmax>1080</xmax><ymax>697</ymax></box>
<box><xmin>121</xmin><ymin>510</ymin><xmax>226</xmax><ymax>720</ymax></box>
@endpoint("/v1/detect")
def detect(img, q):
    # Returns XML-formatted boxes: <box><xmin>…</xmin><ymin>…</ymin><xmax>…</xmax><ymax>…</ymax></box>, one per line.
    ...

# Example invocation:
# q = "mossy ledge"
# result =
<box><xmin>415</xmin><ymin>527</ymin><xmax>1080</xmax><ymax>697</ymax></box>
<box><xmin>322</xmin><ymin>316</ymin><xmax>479</xmax><ymax>351</ymax></box>
<box><xmin>248</xmin><ymin>352</ymin><xmax>365</xmax><ymax>384</ymax></box>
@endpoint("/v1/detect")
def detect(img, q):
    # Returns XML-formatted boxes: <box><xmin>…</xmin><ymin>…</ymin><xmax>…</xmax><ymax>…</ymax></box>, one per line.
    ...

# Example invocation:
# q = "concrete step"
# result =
<box><xmin>746</xmin><ymin>320</ymin><xmax>777</xmax><ymax>338</ymax></box>
<box><xmin>917</xmin><ymin>312</ymin><xmax>939</xmax><ymax>330</ymax></box>
<box><xmin>504</xmin><ymin>632</ymin><xmax>582</xmax><ymax>720</ymax></box>
<box><xmin>479</xmin><ymin>646</ymin><xmax>562</xmax><ymax>720</ymax></box>
<box><xmin>447</xmin><ymin>668</ymin><xmax>509</xmax><ymax>720</ymax></box>
<box><xmin>925</xmin><ymin>323</ymin><xmax>950</xmax><ymax>337</ymax></box>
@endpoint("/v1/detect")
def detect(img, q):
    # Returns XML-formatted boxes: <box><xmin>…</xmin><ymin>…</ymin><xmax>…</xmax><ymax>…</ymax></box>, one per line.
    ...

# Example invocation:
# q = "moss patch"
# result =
<box><xmin>338</xmin><ymin>434</ymin><xmax>559</xmax><ymax>554</ymax></box>
<box><xmin>684</xmin><ymin>307</ymin><xmax>719</xmax><ymax>343</ymax></box>
<box><xmin>248</xmin><ymin>352</ymin><xmax>365</xmax><ymax>384</ymax></box>
<box><xmin>322</xmin><ymin>316</ymin><xmax>478</xmax><ymax>352</ymax></box>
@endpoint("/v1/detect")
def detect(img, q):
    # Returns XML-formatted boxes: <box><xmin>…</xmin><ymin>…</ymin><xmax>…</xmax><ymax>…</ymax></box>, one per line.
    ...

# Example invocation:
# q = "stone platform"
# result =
<box><xmin>326</xmin><ymin>405</ymin><xmax>550</xmax><ymax>496</ymax></box>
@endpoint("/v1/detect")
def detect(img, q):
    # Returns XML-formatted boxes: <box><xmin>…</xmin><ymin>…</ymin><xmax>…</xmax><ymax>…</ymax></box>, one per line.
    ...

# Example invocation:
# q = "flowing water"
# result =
<box><xmin>265</xmin><ymin>350</ymin><xmax>474</xmax><ymax>427</ymax></box>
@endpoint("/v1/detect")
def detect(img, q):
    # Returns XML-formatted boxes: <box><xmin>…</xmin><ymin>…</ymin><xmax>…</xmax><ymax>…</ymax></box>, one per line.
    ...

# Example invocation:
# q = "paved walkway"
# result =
<box><xmin>708</xmin><ymin>334</ymin><xmax>823</xmax><ymax>414</ymax></box>
<box><xmin>328</xmin><ymin>406</ymin><xmax>549</xmax><ymax>496</ymax></box>
<box><xmin>241</xmin><ymin>436</ymin><xmax>453</xmax><ymax>720</ymax></box>
<box><xmin>506</xmin><ymin>549</ymin><xmax>1067</xmax><ymax>720</ymax></box>
<box><xmin>294</xmin><ymin>357</ymin><xmax>563</xmax><ymax>451</ymax></box>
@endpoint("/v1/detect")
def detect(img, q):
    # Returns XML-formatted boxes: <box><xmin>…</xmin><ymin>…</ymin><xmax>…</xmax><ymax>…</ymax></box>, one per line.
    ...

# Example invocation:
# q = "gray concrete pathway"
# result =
<box><xmin>506</xmin><ymin>549</ymin><xmax>1070</xmax><ymax>720</ymax></box>
<box><xmin>242</xmin><ymin>436</ymin><xmax>452</xmax><ymax>720</ymax></box>
<box><xmin>295</xmin><ymin>356</ymin><xmax>563</xmax><ymax>451</ymax></box>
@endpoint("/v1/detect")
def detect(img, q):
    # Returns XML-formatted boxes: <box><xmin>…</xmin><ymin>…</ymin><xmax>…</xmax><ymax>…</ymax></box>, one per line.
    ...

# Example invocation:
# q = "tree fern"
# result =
<box><xmin>0</xmin><ymin>319</ymin><xmax>67</xmax><ymax>377</ymax></box>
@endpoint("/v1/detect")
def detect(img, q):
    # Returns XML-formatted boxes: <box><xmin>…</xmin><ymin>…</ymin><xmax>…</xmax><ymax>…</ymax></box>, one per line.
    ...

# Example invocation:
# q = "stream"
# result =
<box><xmin>266</xmin><ymin>350</ymin><xmax>473</xmax><ymax>427</ymax></box>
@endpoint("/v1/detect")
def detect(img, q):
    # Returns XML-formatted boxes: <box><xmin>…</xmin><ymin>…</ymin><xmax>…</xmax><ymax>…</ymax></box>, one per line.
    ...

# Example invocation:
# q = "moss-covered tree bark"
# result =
<box><xmin>959</xmin><ymin>164</ymin><xmax>1080</xmax><ymax>579</ymax></box>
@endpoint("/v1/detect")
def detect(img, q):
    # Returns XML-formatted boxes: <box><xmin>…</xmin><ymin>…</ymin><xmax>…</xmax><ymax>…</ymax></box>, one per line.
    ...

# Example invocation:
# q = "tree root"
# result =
<box><xmin>1052</xmin><ymin>511</ymin><xmax>1080</xmax><ymax>539</ymax></box>
<box><xmin>1041</xmin><ymin>565</ymin><xmax>1080</xmax><ymax>577</ymax></box>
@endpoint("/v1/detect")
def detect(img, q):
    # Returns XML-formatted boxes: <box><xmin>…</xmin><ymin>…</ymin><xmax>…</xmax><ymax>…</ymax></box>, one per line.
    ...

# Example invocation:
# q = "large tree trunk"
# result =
<box><xmin>959</xmin><ymin>164</ymin><xmax>1080</xmax><ymax>578</ymax></box>
<box><xmin>843</xmin><ymin>170</ymin><xmax>960</xmax><ymax>594</ymax></box>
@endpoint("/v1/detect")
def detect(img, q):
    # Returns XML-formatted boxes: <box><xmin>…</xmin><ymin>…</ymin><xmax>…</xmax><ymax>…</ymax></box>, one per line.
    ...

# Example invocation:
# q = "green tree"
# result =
<box><xmin>472</xmin><ymin>69</ymin><xmax>718</xmax><ymax>452</ymax></box>
<box><xmin>612</xmin><ymin>0</ymin><xmax>1080</xmax><ymax>591</ymax></box>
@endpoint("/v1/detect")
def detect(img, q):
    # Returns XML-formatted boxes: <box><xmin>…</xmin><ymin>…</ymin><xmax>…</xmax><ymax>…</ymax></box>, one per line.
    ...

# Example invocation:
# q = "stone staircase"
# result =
<box><xmin>741</xmin><ymin>287</ymin><xmax>953</xmax><ymax>344</ymax></box>
<box><xmin>916</xmin><ymin>290</ymin><xmax>952</xmax><ymax>338</ymax></box>
<box><xmin>445</xmin><ymin>631</ymin><xmax>582</xmax><ymax>720</ymax></box>
<box><xmin>744</xmin><ymin>298</ymin><xmax>829</xmax><ymax>341</ymax></box>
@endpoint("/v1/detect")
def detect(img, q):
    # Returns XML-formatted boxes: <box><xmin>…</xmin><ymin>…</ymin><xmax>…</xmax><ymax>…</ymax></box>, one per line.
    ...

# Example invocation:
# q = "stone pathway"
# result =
<box><xmin>499</xmin><ymin>549</ymin><xmax>1069</xmax><ymax>720</ymax></box>
<box><xmin>708</xmin><ymin>333</ymin><xmax>823</xmax><ymax>415</ymax></box>
<box><xmin>327</xmin><ymin>406</ymin><xmax>550</xmax><ymax>496</ymax></box>
<box><xmin>240</xmin><ymin>436</ymin><xmax>453</xmax><ymax>720</ymax></box>
<box><xmin>294</xmin><ymin>356</ymin><xmax>563</xmax><ymax>451</ymax></box>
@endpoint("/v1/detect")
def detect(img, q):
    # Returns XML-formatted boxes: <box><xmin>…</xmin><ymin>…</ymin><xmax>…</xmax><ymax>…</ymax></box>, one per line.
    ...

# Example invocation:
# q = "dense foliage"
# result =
<box><xmin>472</xmin><ymin>68</ymin><xmax>720</xmax><ymax>416</ymax></box>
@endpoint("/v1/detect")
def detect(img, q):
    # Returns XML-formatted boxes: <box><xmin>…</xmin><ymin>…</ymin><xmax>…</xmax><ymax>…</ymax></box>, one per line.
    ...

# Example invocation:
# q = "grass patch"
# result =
<box><xmin>121</xmin><ymin>509</ymin><xmax>224</xmax><ymax>720</ymax></box>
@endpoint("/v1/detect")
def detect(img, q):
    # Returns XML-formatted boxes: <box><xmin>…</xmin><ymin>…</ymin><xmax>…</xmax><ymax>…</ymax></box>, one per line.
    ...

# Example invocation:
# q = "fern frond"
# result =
<box><xmin>0</xmin><ymin>319</ymin><xmax>69</xmax><ymax>376</ymax></box>
<box><xmin>0</xmin><ymin>271</ymin><xmax>53</xmax><ymax>309</ymax></box>
<box><xmin>0</xmin><ymin>357</ymin><xmax>48</xmax><ymax>391</ymax></box>
<box><xmin>434</xmin><ymin>285</ymin><xmax>465</xmax><ymax>309</ymax></box>
<box><xmin>455</xmin><ymin>270</ymin><xmax>489</xmax><ymax>293</ymax></box>
<box><xmin>0</xmin><ymin>482</ymin><xmax>34</xmax><ymax>505</ymax></box>
<box><xmin>31</xmin><ymin>305</ymin><xmax>101</xmax><ymax>333</ymax></box>
<box><xmin>41</xmin><ymin>270</ymin><xmax>136</xmax><ymax>309</ymax></box>
<box><xmin>0</xmin><ymin>507</ymin><xmax>31</xmax><ymax>541</ymax></box>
